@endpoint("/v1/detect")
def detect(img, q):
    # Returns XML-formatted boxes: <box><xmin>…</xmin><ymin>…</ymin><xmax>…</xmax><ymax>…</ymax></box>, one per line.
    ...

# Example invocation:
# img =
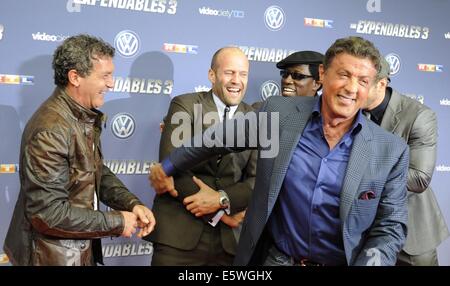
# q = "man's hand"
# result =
<box><xmin>149</xmin><ymin>163</ymin><xmax>178</xmax><ymax>197</ymax></box>
<box><xmin>132</xmin><ymin>205</ymin><xmax>156</xmax><ymax>238</ymax></box>
<box><xmin>184</xmin><ymin>176</ymin><xmax>221</xmax><ymax>217</ymax></box>
<box><xmin>221</xmin><ymin>210</ymin><xmax>246</xmax><ymax>228</ymax></box>
<box><xmin>120</xmin><ymin>211</ymin><xmax>138</xmax><ymax>238</ymax></box>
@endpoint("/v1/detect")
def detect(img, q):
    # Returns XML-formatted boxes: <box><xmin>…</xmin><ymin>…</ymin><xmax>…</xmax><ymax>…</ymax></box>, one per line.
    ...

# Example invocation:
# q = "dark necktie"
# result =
<box><xmin>217</xmin><ymin>106</ymin><xmax>230</xmax><ymax>166</ymax></box>
<box><xmin>223</xmin><ymin>105</ymin><xmax>230</xmax><ymax>121</ymax></box>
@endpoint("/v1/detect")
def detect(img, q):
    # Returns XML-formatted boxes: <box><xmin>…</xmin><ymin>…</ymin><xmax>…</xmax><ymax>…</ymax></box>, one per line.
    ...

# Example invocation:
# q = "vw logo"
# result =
<box><xmin>264</xmin><ymin>6</ymin><xmax>285</xmax><ymax>31</ymax></box>
<box><xmin>111</xmin><ymin>113</ymin><xmax>135</xmax><ymax>139</ymax></box>
<box><xmin>260</xmin><ymin>80</ymin><xmax>280</xmax><ymax>100</ymax></box>
<box><xmin>114</xmin><ymin>30</ymin><xmax>140</xmax><ymax>58</ymax></box>
<box><xmin>385</xmin><ymin>53</ymin><xmax>401</xmax><ymax>76</ymax></box>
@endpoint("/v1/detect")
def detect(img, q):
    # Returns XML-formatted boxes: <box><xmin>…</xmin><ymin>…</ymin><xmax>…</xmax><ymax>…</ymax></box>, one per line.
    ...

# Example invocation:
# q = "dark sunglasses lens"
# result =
<box><xmin>280</xmin><ymin>70</ymin><xmax>288</xmax><ymax>78</ymax></box>
<box><xmin>291</xmin><ymin>73</ymin><xmax>305</xmax><ymax>80</ymax></box>
<box><xmin>280</xmin><ymin>70</ymin><xmax>312</xmax><ymax>80</ymax></box>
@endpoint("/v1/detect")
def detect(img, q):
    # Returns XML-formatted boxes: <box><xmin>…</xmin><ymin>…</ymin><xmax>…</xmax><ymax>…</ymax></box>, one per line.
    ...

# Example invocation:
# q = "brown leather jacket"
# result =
<box><xmin>3</xmin><ymin>88</ymin><xmax>143</xmax><ymax>265</ymax></box>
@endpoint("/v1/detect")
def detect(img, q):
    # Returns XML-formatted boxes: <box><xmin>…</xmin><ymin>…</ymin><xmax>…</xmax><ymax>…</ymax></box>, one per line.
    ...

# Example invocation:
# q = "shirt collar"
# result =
<box><xmin>212</xmin><ymin>93</ymin><xmax>238</xmax><ymax>121</ymax></box>
<box><xmin>369</xmin><ymin>87</ymin><xmax>392</xmax><ymax>125</ymax></box>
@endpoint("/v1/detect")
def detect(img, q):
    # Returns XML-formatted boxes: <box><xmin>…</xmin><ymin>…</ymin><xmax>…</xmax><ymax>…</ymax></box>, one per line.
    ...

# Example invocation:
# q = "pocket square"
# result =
<box><xmin>359</xmin><ymin>191</ymin><xmax>376</xmax><ymax>200</ymax></box>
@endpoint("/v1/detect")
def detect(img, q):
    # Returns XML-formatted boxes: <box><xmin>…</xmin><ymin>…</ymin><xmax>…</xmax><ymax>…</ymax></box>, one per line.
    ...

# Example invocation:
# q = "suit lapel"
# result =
<box><xmin>267</xmin><ymin>101</ymin><xmax>314</xmax><ymax>215</ymax></box>
<box><xmin>201</xmin><ymin>91</ymin><xmax>220</xmax><ymax>128</ymax></box>
<box><xmin>380</xmin><ymin>89</ymin><xmax>401</xmax><ymax>133</ymax></box>
<box><xmin>200</xmin><ymin>91</ymin><xmax>221</xmax><ymax>172</ymax></box>
<box><xmin>339</xmin><ymin>119</ymin><xmax>373</xmax><ymax>221</ymax></box>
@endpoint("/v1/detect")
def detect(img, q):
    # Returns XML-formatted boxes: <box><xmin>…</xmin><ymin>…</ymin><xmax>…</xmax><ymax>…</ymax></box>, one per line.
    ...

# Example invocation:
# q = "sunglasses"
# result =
<box><xmin>280</xmin><ymin>70</ymin><xmax>314</xmax><ymax>81</ymax></box>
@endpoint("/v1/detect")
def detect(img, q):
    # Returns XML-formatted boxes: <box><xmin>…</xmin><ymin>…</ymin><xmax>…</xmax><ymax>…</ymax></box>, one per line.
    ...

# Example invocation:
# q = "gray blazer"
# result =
<box><xmin>168</xmin><ymin>95</ymin><xmax>410</xmax><ymax>265</ymax></box>
<box><xmin>381</xmin><ymin>88</ymin><xmax>449</xmax><ymax>255</ymax></box>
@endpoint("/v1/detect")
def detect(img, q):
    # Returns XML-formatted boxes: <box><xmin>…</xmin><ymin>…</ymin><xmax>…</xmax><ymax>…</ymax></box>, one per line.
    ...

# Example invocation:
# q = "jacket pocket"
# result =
<box><xmin>32</xmin><ymin>236</ymin><xmax>92</xmax><ymax>266</ymax></box>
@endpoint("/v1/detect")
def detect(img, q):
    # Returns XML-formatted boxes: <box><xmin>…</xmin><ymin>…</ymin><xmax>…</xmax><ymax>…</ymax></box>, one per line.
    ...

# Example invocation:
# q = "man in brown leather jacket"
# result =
<box><xmin>3</xmin><ymin>34</ymin><xmax>155</xmax><ymax>266</ymax></box>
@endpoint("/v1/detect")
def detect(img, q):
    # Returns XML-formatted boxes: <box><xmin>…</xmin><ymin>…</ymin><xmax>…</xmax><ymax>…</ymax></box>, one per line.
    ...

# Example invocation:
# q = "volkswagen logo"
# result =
<box><xmin>111</xmin><ymin>113</ymin><xmax>135</xmax><ymax>139</ymax></box>
<box><xmin>264</xmin><ymin>6</ymin><xmax>285</xmax><ymax>31</ymax></box>
<box><xmin>260</xmin><ymin>80</ymin><xmax>280</xmax><ymax>100</ymax></box>
<box><xmin>114</xmin><ymin>30</ymin><xmax>140</xmax><ymax>58</ymax></box>
<box><xmin>385</xmin><ymin>53</ymin><xmax>401</xmax><ymax>76</ymax></box>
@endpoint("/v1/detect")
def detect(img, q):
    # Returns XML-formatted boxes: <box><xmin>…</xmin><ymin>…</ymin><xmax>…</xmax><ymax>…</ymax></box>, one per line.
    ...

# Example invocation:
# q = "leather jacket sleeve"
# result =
<box><xmin>24</xmin><ymin>130</ymin><xmax>124</xmax><ymax>239</ymax></box>
<box><xmin>99</xmin><ymin>165</ymin><xmax>143</xmax><ymax>211</ymax></box>
<box><xmin>406</xmin><ymin>108</ymin><xmax>437</xmax><ymax>193</ymax></box>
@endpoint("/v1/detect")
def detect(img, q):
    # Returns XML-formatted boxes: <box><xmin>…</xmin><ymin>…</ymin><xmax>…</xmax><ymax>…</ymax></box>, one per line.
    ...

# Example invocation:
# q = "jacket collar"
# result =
<box><xmin>55</xmin><ymin>87</ymin><xmax>105</xmax><ymax>126</ymax></box>
<box><xmin>380</xmin><ymin>87</ymin><xmax>401</xmax><ymax>132</ymax></box>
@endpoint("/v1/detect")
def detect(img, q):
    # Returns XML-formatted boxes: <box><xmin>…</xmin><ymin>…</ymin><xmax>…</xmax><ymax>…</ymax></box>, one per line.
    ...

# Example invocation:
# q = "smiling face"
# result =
<box><xmin>77</xmin><ymin>56</ymin><xmax>114</xmax><ymax>109</ymax></box>
<box><xmin>208</xmin><ymin>48</ymin><xmax>249</xmax><ymax>106</ymax></box>
<box><xmin>320</xmin><ymin>52</ymin><xmax>377</xmax><ymax>123</ymax></box>
<box><xmin>281</xmin><ymin>64</ymin><xmax>319</xmax><ymax>97</ymax></box>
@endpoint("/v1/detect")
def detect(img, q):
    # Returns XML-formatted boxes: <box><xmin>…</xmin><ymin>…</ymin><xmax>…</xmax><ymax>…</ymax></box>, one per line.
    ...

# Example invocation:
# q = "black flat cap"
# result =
<box><xmin>276</xmin><ymin>51</ymin><xmax>325</xmax><ymax>69</ymax></box>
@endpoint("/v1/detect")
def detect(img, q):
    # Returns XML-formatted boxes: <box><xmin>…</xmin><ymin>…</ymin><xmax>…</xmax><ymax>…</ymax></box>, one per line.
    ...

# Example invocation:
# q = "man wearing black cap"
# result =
<box><xmin>276</xmin><ymin>50</ymin><xmax>324</xmax><ymax>97</ymax></box>
<box><xmin>364</xmin><ymin>57</ymin><xmax>449</xmax><ymax>266</ymax></box>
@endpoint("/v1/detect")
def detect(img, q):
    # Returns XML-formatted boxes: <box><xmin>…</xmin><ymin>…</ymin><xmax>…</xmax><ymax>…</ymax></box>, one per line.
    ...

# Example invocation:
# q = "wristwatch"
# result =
<box><xmin>218</xmin><ymin>190</ymin><xmax>230</xmax><ymax>209</ymax></box>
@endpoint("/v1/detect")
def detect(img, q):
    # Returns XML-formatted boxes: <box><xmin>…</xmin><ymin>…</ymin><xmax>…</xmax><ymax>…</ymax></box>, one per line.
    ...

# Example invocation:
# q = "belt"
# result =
<box><xmin>294</xmin><ymin>258</ymin><xmax>325</xmax><ymax>266</ymax></box>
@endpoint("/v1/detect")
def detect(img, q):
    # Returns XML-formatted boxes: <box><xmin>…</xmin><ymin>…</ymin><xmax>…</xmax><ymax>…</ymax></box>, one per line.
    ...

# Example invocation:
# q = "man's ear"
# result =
<box><xmin>68</xmin><ymin>69</ymin><xmax>80</xmax><ymax>87</ymax></box>
<box><xmin>312</xmin><ymin>79</ymin><xmax>322</xmax><ymax>92</ymax></box>
<box><xmin>318</xmin><ymin>64</ymin><xmax>325</xmax><ymax>81</ymax></box>
<box><xmin>379</xmin><ymin>77</ymin><xmax>389</xmax><ymax>89</ymax></box>
<box><xmin>207</xmin><ymin>68</ymin><xmax>215</xmax><ymax>85</ymax></box>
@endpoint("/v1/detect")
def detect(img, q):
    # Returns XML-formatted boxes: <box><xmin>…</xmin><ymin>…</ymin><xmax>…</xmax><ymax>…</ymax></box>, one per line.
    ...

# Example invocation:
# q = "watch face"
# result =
<box><xmin>220</xmin><ymin>196</ymin><xmax>229</xmax><ymax>207</ymax></box>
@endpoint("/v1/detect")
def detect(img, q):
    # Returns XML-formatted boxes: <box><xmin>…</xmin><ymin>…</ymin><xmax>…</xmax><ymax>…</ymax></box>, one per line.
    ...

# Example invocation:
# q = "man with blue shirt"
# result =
<box><xmin>150</xmin><ymin>37</ymin><xmax>409</xmax><ymax>266</ymax></box>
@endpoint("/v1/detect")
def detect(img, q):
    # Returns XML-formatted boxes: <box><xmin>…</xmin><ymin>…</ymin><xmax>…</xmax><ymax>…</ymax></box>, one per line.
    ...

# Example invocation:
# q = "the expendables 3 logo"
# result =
<box><xmin>350</xmin><ymin>20</ymin><xmax>430</xmax><ymax>40</ymax></box>
<box><xmin>72</xmin><ymin>0</ymin><xmax>177</xmax><ymax>14</ymax></box>
<box><xmin>112</xmin><ymin>77</ymin><xmax>173</xmax><ymax>95</ymax></box>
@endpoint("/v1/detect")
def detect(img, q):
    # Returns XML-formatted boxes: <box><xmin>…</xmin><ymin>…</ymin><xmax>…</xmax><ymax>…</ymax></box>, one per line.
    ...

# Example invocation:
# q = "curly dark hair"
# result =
<box><xmin>323</xmin><ymin>36</ymin><xmax>381</xmax><ymax>75</ymax></box>
<box><xmin>52</xmin><ymin>34</ymin><xmax>115</xmax><ymax>87</ymax></box>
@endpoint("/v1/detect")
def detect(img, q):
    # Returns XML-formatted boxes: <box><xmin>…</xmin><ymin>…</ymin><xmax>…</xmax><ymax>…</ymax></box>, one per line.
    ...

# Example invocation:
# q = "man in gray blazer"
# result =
<box><xmin>150</xmin><ymin>36</ymin><xmax>409</xmax><ymax>266</ymax></box>
<box><xmin>364</xmin><ymin>58</ymin><xmax>449</xmax><ymax>265</ymax></box>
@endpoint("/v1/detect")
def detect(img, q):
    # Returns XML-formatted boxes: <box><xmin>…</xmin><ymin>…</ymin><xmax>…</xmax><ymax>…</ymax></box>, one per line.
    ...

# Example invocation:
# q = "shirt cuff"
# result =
<box><xmin>208</xmin><ymin>210</ymin><xmax>225</xmax><ymax>227</ymax></box>
<box><xmin>161</xmin><ymin>158</ymin><xmax>176</xmax><ymax>176</ymax></box>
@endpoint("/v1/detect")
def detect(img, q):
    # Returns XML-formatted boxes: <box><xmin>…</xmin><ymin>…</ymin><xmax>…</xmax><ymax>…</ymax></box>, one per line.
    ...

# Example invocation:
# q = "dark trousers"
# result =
<box><xmin>151</xmin><ymin>225</ymin><xmax>234</xmax><ymax>266</ymax></box>
<box><xmin>397</xmin><ymin>249</ymin><xmax>439</xmax><ymax>266</ymax></box>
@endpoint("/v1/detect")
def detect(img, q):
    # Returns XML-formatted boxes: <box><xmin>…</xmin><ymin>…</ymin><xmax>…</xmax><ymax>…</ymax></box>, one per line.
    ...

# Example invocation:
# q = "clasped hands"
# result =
<box><xmin>120</xmin><ymin>205</ymin><xmax>156</xmax><ymax>238</ymax></box>
<box><xmin>148</xmin><ymin>163</ymin><xmax>245</xmax><ymax>228</ymax></box>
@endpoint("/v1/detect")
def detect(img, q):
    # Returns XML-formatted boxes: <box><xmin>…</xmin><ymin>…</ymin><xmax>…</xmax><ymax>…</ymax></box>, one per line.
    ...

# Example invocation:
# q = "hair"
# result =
<box><xmin>210</xmin><ymin>46</ymin><xmax>243</xmax><ymax>71</ymax></box>
<box><xmin>52</xmin><ymin>34</ymin><xmax>115</xmax><ymax>87</ymax></box>
<box><xmin>323</xmin><ymin>36</ymin><xmax>381</xmax><ymax>75</ymax></box>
